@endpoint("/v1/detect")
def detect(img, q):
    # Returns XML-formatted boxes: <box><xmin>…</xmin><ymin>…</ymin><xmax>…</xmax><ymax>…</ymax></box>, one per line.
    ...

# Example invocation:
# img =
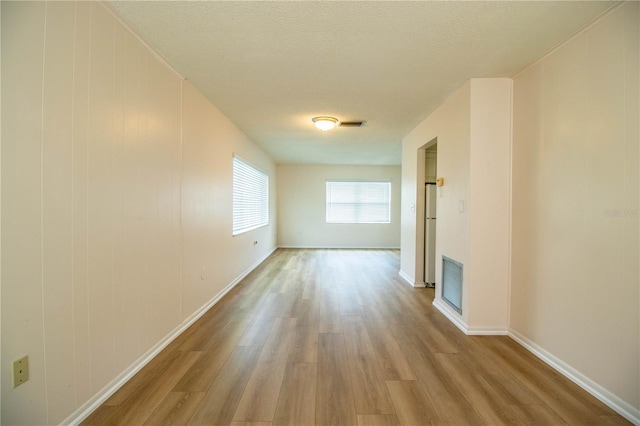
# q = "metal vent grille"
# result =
<box><xmin>339</xmin><ymin>121</ymin><xmax>366</xmax><ymax>127</ymax></box>
<box><xmin>442</xmin><ymin>256</ymin><xmax>463</xmax><ymax>314</ymax></box>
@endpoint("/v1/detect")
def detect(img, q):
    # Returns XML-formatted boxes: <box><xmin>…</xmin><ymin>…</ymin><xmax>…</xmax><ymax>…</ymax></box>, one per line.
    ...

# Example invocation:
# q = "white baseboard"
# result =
<box><xmin>277</xmin><ymin>245</ymin><xmax>401</xmax><ymax>249</ymax></box>
<box><xmin>509</xmin><ymin>329</ymin><xmax>640</xmax><ymax>425</ymax></box>
<box><xmin>432</xmin><ymin>304</ymin><xmax>639</xmax><ymax>423</ymax></box>
<box><xmin>432</xmin><ymin>298</ymin><xmax>508</xmax><ymax>336</ymax></box>
<box><xmin>398</xmin><ymin>270</ymin><xmax>414</xmax><ymax>286</ymax></box>
<box><xmin>432</xmin><ymin>298</ymin><xmax>468</xmax><ymax>333</ymax></box>
<box><xmin>467</xmin><ymin>327</ymin><xmax>509</xmax><ymax>336</ymax></box>
<box><xmin>466</xmin><ymin>326</ymin><xmax>509</xmax><ymax>336</ymax></box>
<box><xmin>63</xmin><ymin>247</ymin><xmax>277</xmax><ymax>426</ymax></box>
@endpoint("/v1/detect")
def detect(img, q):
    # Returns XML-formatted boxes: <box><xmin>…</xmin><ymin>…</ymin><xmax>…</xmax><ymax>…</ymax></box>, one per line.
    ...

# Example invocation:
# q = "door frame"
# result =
<box><xmin>414</xmin><ymin>137</ymin><xmax>437</xmax><ymax>286</ymax></box>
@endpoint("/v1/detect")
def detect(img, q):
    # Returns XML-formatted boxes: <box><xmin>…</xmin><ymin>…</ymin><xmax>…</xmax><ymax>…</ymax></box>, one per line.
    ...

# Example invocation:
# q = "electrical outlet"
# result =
<box><xmin>200</xmin><ymin>266</ymin><xmax>205</xmax><ymax>280</ymax></box>
<box><xmin>12</xmin><ymin>356</ymin><xmax>28</xmax><ymax>388</ymax></box>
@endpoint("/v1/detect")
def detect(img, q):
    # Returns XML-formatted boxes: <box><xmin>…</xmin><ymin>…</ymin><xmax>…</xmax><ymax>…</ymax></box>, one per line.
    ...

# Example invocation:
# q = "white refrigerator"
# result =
<box><xmin>424</xmin><ymin>184</ymin><xmax>437</xmax><ymax>287</ymax></box>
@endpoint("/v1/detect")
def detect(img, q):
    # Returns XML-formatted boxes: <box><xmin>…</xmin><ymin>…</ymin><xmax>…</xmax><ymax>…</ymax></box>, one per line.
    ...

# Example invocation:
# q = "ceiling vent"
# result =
<box><xmin>339</xmin><ymin>121</ymin><xmax>366</xmax><ymax>128</ymax></box>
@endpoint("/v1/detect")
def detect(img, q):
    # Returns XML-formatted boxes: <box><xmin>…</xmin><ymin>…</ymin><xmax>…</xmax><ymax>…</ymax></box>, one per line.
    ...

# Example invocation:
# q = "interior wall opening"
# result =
<box><xmin>415</xmin><ymin>137</ymin><xmax>437</xmax><ymax>287</ymax></box>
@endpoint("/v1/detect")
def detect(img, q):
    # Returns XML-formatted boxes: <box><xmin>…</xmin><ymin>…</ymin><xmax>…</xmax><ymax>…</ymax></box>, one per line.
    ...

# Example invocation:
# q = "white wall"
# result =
<box><xmin>402</xmin><ymin>79</ymin><xmax>512</xmax><ymax>330</ymax></box>
<box><xmin>181</xmin><ymin>82</ymin><xmax>276</xmax><ymax>317</ymax></box>
<box><xmin>468</xmin><ymin>79</ymin><xmax>512</xmax><ymax>331</ymax></box>
<box><xmin>511</xmin><ymin>2</ymin><xmax>639</xmax><ymax>417</ymax></box>
<box><xmin>1</xmin><ymin>2</ymin><xmax>276</xmax><ymax>424</ymax></box>
<box><xmin>401</xmin><ymin>82</ymin><xmax>471</xmax><ymax>304</ymax></box>
<box><xmin>277</xmin><ymin>164</ymin><xmax>400</xmax><ymax>248</ymax></box>
<box><xmin>402</xmin><ymin>8</ymin><xmax>639</xmax><ymax>415</ymax></box>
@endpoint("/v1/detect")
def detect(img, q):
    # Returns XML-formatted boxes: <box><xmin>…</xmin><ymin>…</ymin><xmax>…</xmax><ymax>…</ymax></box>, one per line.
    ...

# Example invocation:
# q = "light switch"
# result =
<box><xmin>458</xmin><ymin>200</ymin><xmax>465</xmax><ymax>213</ymax></box>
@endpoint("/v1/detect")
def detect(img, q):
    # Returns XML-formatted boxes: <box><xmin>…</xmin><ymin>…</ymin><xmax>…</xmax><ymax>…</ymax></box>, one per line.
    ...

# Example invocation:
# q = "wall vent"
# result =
<box><xmin>442</xmin><ymin>256</ymin><xmax>463</xmax><ymax>314</ymax></box>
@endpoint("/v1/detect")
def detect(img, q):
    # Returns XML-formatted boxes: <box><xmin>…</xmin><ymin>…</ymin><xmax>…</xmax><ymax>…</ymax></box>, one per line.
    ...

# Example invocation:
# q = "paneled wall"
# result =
<box><xmin>181</xmin><ymin>82</ymin><xmax>276</xmax><ymax>318</ymax></box>
<box><xmin>1</xmin><ymin>2</ymin><xmax>276</xmax><ymax>424</ymax></box>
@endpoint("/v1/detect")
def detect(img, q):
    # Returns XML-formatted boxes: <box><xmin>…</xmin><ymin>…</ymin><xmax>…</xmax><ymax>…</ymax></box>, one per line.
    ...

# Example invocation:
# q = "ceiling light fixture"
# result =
<box><xmin>312</xmin><ymin>116</ymin><xmax>340</xmax><ymax>131</ymax></box>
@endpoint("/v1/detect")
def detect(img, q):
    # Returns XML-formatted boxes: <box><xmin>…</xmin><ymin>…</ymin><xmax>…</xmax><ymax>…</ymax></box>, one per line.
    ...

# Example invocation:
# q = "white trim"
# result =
<box><xmin>432</xmin><ymin>298</ymin><xmax>468</xmax><ymax>334</ymax></box>
<box><xmin>62</xmin><ymin>247</ymin><xmax>276</xmax><ymax>426</ymax></box>
<box><xmin>412</xmin><ymin>280</ymin><xmax>426</xmax><ymax>289</ymax></box>
<box><xmin>466</xmin><ymin>327</ymin><xmax>508</xmax><ymax>336</ymax></box>
<box><xmin>508</xmin><ymin>329</ymin><xmax>640</xmax><ymax>425</ymax></box>
<box><xmin>433</xmin><ymin>298</ymin><xmax>508</xmax><ymax>336</ymax></box>
<box><xmin>278</xmin><ymin>245</ymin><xmax>401</xmax><ymax>250</ymax></box>
<box><xmin>398</xmin><ymin>269</ymin><xmax>414</xmax><ymax>286</ymax></box>
<box><xmin>432</xmin><ymin>298</ymin><xmax>639</xmax><ymax>423</ymax></box>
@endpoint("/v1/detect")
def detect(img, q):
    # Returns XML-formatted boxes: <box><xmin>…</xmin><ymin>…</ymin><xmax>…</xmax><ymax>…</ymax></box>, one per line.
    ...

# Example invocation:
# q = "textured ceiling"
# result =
<box><xmin>108</xmin><ymin>1</ymin><xmax>615</xmax><ymax>165</ymax></box>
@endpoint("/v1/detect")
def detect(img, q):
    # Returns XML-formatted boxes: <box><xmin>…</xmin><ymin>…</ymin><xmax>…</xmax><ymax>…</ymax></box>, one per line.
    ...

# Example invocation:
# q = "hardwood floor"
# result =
<box><xmin>83</xmin><ymin>249</ymin><xmax>628</xmax><ymax>425</ymax></box>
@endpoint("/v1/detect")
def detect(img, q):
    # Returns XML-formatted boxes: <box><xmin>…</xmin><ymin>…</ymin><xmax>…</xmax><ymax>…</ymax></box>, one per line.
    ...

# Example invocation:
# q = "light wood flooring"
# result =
<box><xmin>83</xmin><ymin>249</ymin><xmax>629</xmax><ymax>425</ymax></box>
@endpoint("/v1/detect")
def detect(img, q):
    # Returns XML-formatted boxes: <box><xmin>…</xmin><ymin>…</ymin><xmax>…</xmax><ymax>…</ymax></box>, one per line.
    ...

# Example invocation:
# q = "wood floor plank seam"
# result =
<box><xmin>82</xmin><ymin>249</ymin><xmax>629</xmax><ymax>426</ymax></box>
<box><xmin>341</xmin><ymin>314</ymin><xmax>396</xmax><ymax>416</ymax></box>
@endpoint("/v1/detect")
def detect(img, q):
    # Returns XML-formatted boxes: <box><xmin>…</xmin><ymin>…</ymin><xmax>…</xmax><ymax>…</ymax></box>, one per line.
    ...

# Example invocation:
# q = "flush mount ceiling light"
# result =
<box><xmin>312</xmin><ymin>116</ymin><xmax>340</xmax><ymax>131</ymax></box>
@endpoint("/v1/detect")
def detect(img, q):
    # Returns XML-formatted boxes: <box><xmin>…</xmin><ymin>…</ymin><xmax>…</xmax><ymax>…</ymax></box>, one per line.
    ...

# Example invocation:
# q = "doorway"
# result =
<box><xmin>415</xmin><ymin>138</ymin><xmax>437</xmax><ymax>287</ymax></box>
<box><xmin>424</xmin><ymin>144</ymin><xmax>437</xmax><ymax>286</ymax></box>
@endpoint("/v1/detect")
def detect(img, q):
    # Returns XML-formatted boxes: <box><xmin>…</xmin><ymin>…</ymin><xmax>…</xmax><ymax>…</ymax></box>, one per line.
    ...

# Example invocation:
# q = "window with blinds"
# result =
<box><xmin>233</xmin><ymin>156</ymin><xmax>269</xmax><ymax>235</ymax></box>
<box><xmin>326</xmin><ymin>180</ymin><xmax>391</xmax><ymax>224</ymax></box>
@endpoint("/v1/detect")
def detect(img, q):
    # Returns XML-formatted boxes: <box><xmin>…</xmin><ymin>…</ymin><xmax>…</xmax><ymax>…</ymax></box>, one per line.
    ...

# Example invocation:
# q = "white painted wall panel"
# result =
<box><xmin>42</xmin><ymin>2</ymin><xmax>77</xmax><ymax>421</ymax></box>
<box><xmin>181</xmin><ymin>81</ymin><xmax>277</xmax><ymax>318</ymax></box>
<box><xmin>71</xmin><ymin>0</ymin><xmax>93</xmax><ymax>406</ymax></box>
<box><xmin>1</xmin><ymin>2</ymin><xmax>276</xmax><ymax>423</ymax></box>
<box><xmin>180</xmin><ymin>82</ymin><xmax>219</xmax><ymax>317</ymax></box>
<box><xmin>1</xmin><ymin>2</ymin><xmax>48</xmax><ymax>424</ymax></box>
<box><xmin>86</xmin><ymin>3</ymin><xmax>117</xmax><ymax>393</ymax></box>
<box><xmin>118</xmin><ymin>31</ymin><xmax>147</xmax><ymax>368</ymax></box>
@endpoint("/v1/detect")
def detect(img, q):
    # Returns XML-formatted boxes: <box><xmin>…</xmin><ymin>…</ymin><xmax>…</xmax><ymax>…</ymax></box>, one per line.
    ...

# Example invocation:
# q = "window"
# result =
<box><xmin>233</xmin><ymin>156</ymin><xmax>269</xmax><ymax>235</ymax></box>
<box><xmin>326</xmin><ymin>180</ymin><xmax>391</xmax><ymax>224</ymax></box>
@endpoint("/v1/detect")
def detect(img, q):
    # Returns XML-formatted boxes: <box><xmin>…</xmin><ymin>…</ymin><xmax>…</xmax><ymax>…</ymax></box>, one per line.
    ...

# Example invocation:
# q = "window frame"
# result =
<box><xmin>325</xmin><ymin>179</ymin><xmax>392</xmax><ymax>224</ymax></box>
<box><xmin>232</xmin><ymin>155</ymin><xmax>269</xmax><ymax>235</ymax></box>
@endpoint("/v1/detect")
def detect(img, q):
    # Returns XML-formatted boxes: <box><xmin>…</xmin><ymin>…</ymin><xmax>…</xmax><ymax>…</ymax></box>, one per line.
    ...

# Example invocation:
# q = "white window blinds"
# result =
<box><xmin>233</xmin><ymin>156</ymin><xmax>269</xmax><ymax>235</ymax></box>
<box><xmin>326</xmin><ymin>180</ymin><xmax>391</xmax><ymax>224</ymax></box>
